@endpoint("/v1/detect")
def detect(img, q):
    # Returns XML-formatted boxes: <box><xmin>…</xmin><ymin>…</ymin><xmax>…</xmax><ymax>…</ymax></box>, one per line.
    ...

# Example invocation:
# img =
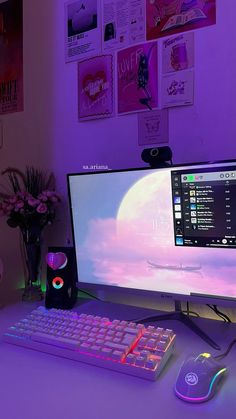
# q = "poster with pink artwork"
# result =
<box><xmin>162</xmin><ymin>69</ymin><xmax>194</xmax><ymax>107</ymax></box>
<box><xmin>78</xmin><ymin>54</ymin><xmax>114</xmax><ymax>120</ymax></box>
<box><xmin>117</xmin><ymin>42</ymin><xmax>158</xmax><ymax>115</ymax></box>
<box><xmin>146</xmin><ymin>0</ymin><xmax>216</xmax><ymax>41</ymax></box>
<box><xmin>162</xmin><ymin>32</ymin><xmax>194</xmax><ymax>74</ymax></box>
<box><xmin>0</xmin><ymin>0</ymin><xmax>23</xmax><ymax>115</ymax></box>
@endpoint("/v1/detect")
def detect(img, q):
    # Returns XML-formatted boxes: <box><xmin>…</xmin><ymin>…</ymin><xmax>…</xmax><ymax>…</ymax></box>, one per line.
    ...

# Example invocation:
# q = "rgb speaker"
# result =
<box><xmin>45</xmin><ymin>246</ymin><xmax>78</xmax><ymax>309</ymax></box>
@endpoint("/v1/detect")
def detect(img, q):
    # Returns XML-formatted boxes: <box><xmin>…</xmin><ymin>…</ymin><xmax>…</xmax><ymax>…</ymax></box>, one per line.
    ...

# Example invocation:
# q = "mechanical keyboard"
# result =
<box><xmin>3</xmin><ymin>306</ymin><xmax>176</xmax><ymax>380</ymax></box>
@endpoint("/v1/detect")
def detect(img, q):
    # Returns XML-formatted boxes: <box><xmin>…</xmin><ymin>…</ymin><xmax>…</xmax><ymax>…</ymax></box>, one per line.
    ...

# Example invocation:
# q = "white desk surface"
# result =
<box><xmin>0</xmin><ymin>300</ymin><xmax>235</xmax><ymax>419</ymax></box>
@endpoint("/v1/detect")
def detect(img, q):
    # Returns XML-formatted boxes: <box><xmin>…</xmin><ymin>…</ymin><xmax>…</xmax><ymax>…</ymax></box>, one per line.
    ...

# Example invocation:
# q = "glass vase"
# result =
<box><xmin>21</xmin><ymin>227</ymin><xmax>43</xmax><ymax>302</ymax></box>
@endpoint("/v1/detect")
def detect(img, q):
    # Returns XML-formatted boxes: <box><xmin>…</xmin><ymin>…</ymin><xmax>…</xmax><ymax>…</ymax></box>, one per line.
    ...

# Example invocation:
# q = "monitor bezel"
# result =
<box><xmin>67</xmin><ymin>159</ymin><xmax>236</xmax><ymax>308</ymax></box>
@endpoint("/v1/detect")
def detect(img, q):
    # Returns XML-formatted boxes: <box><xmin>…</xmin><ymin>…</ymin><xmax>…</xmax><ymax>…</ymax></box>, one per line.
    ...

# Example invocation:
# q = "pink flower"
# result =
<box><xmin>28</xmin><ymin>198</ymin><xmax>40</xmax><ymax>207</ymax></box>
<box><xmin>36</xmin><ymin>203</ymin><xmax>48</xmax><ymax>213</ymax></box>
<box><xmin>15</xmin><ymin>201</ymin><xmax>24</xmax><ymax>209</ymax></box>
<box><xmin>38</xmin><ymin>194</ymin><xmax>48</xmax><ymax>202</ymax></box>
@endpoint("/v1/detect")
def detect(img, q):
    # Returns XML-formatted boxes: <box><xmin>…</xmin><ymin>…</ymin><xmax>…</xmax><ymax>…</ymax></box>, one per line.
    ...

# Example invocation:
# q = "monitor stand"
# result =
<box><xmin>140</xmin><ymin>300</ymin><xmax>221</xmax><ymax>351</ymax></box>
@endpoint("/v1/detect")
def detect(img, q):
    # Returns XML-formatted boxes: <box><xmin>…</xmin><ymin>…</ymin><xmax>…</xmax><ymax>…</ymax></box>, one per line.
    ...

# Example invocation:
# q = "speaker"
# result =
<box><xmin>45</xmin><ymin>246</ymin><xmax>78</xmax><ymax>309</ymax></box>
<box><xmin>141</xmin><ymin>146</ymin><xmax>173</xmax><ymax>168</ymax></box>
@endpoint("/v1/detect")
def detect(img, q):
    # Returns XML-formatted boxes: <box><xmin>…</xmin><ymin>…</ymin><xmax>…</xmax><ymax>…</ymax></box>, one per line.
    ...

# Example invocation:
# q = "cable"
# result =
<box><xmin>184</xmin><ymin>301</ymin><xmax>200</xmax><ymax>318</ymax></box>
<box><xmin>207</xmin><ymin>305</ymin><xmax>226</xmax><ymax>323</ymax></box>
<box><xmin>182</xmin><ymin>310</ymin><xmax>200</xmax><ymax>318</ymax></box>
<box><xmin>214</xmin><ymin>339</ymin><xmax>236</xmax><ymax>360</ymax></box>
<box><xmin>207</xmin><ymin>304</ymin><xmax>231</xmax><ymax>323</ymax></box>
<box><xmin>213</xmin><ymin>305</ymin><xmax>232</xmax><ymax>323</ymax></box>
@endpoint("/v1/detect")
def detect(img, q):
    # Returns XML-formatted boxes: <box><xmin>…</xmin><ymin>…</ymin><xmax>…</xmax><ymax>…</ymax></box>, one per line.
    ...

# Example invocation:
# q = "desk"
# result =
<box><xmin>0</xmin><ymin>300</ymin><xmax>235</xmax><ymax>419</ymax></box>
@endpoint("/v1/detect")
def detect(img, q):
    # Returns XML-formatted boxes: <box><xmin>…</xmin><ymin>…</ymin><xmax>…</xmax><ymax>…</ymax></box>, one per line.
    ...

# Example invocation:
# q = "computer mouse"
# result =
<box><xmin>175</xmin><ymin>353</ymin><xmax>227</xmax><ymax>403</ymax></box>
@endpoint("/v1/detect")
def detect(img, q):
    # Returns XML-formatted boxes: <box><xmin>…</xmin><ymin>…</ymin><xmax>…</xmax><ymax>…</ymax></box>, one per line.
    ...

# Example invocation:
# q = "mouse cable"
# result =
<box><xmin>207</xmin><ymin>304</ymin><xmax>231</xmax><ymax>323</ymax></box>
<box><xmin>213</xmin><ymin>339</ymin><xmax>236</xmax><ymax>360</ymax></box>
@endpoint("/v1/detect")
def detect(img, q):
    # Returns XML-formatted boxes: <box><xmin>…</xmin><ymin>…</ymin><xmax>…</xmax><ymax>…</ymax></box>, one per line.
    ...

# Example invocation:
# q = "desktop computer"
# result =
<box><xmin>67</xmin><ymin>160</ymin><xmax>236</xmax><ymax>308</ymax></box>
<box><xmin>3</xmin><ymin>160</ymin><xmax>236</xmax><ymax>390</ymax></box>
<box><xmin>67</xmin><ymin>160</ymin><xmax>236</xmax><ymax>349</ymax></box>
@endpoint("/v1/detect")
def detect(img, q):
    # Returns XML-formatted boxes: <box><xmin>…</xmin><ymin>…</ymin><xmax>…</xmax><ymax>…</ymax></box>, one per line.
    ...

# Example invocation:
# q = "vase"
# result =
<box><xmin>21</xmin><ymin>227</ymin><xmax>43</xmax><ymax>302</ymax></box>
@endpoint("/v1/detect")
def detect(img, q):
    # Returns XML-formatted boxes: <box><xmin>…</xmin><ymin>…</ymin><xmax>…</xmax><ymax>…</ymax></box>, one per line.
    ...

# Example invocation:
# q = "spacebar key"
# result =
<box><xmin>32</xmin><ymin>332</ymin><xmax>80</xmax><ymax>350</ymax></box>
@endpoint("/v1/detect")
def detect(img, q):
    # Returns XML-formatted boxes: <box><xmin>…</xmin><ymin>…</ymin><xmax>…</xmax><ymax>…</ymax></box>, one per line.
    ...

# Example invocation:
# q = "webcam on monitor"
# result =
<box><xmin>141</xmin><ymin>146</ymin><xmax>173</xmax><ymax>168</ymax></box>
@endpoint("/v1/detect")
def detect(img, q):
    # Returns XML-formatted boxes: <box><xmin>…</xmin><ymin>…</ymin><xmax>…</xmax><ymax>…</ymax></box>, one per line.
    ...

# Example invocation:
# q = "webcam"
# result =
<box><xmin>141</xmin><ymin>146</ymin><xmax>173</xmax><ymax>168</ymax></box>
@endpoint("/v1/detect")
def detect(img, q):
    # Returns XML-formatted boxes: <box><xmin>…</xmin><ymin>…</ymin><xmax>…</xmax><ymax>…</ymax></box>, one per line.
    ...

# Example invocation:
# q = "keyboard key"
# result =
<box><xmin>135</xmin><ymin>356</ymin><xmax>145</xmax><ymax>367</ymax></box>
<box><xmin>32</xmin><ymin>332</ymin><xmax>80</xmax><ymax>349</ymax></box>
<box><xmin>125</xmin><ymin>354</ymin><xmax>136</xmax><ymax>364</ymax></box>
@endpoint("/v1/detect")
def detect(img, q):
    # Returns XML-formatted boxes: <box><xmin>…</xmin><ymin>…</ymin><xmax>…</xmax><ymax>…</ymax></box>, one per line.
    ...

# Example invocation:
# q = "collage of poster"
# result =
<box><xmin>0</xmin><ymin>0</ymin><xmax>217</xmax><ymax>123</ymax></box>
<box><xmin>64</xmin><ymin>0</ymin><xmax>216</xmax><ymax>123</ymax></box>
<box><xmin>0</xmin><ymin>0</ymin><xmax>23</xmax><ymax>115</ymax></box>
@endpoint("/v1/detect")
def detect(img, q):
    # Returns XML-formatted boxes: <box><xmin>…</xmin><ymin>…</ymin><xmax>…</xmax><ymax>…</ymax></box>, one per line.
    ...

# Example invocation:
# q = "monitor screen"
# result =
<box><xmin>67</xmin><ymin>161</ymin><xmax>236</xmax><ymax>304</ymax></box>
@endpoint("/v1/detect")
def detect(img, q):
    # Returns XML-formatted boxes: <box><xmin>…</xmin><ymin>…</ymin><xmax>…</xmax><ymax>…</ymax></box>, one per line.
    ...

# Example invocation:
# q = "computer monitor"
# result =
<box><xmin>67</xmin><ymin>160</ymin><xmax>236</xmax><ymax>308</ymax></box>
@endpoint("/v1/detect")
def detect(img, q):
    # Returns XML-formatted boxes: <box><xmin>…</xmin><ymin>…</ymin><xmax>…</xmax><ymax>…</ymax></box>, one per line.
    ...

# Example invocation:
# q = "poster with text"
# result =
<box><xmin>65</xmin><ymin>0</ymin><xmax>101</xmax><ymax>63</ymax></box>
<box><xmin>146</xmin><ymin>0</ymin><xmax>216</xmax><ymax>41</ymax></box>
<box><xmin>0</xmin><ymin>0</ymin><xmax>23</xmax><ymax>115</ymax></box>
<box><xmin>138</xmin><ymin>109</ymin><xmax>169</xmax><ymax>145</ymax></box>
<box><xmin>78</xmin><ymin>55</ymin><xmax>114</xmax><ymax>120</ymax></box>
<box><xmin>162</xmin><ymin>69</ymin><xmax>194</xmax><ymax>107</ymax></box>
<box><xmin>102</xmin><ymin>0</ymin><xmax>145</xmax><ymax>52</ymax></box>
<box><xmin>162</xmin><ymin>32</ymin><xmax>194</xmax><ymax>74</ymax></box>
<box><xmin>117</xmin><ymin>42</ymin><xmax>158</xmax><ymax>114</ymax></box>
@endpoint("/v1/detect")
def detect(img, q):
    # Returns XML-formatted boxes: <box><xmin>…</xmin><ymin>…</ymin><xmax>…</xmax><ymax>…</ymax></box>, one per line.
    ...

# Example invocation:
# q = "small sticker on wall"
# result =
<box><xmin>138</xmin><ymin>109</ymin><xmax>169</xmax><ymax>146</ymax></box>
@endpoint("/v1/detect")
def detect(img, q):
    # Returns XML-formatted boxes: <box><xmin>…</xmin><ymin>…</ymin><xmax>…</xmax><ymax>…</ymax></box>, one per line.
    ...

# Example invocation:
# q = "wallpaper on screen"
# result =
<box><xmin>70</xmin><ymin>168</ymin><xmax>236</xmax><ymax>298</ymax></box>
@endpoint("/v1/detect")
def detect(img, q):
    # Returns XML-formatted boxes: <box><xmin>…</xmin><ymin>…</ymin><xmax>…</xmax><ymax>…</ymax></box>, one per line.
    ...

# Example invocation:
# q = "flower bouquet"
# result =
<box><xmin>0</xmin><ymin>167</ymin><xmax>61</xmax><ymax>301</ymax></box>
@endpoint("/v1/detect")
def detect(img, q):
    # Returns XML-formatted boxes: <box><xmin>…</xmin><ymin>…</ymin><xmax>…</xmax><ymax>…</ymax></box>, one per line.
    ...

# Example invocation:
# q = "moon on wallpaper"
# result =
<box><xmin>116</xmin><ymin>170</ymin><xmax>174</xmax><ymax>247</ymax></box>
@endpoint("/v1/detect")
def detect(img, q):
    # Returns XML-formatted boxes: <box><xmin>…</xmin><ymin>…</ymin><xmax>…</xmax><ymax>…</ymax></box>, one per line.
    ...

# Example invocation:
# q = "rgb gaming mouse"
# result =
<box><xmin>175</xmin><ymin>353</ymin><xmax>227</xmax><ymax>403</ymax></box>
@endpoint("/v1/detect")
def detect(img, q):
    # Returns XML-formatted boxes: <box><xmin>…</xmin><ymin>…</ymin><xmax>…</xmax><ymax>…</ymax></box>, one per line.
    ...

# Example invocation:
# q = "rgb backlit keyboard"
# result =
<box><xmin>4</xmin><ymin>306</ymin><xmax>176</xmax><ymax>380</ymax></box>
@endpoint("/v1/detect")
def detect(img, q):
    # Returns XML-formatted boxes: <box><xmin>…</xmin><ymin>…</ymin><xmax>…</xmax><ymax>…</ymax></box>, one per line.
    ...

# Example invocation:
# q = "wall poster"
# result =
<box><xmin>162</xmin><ymin>69</ymin><xmax>194</xmax><ymax>107</ymax></box>
<box><xmin>0</xmin><ymin>0</ymin><xmax>23</xmax><ymax>115</ymax></box>
<box><xmin>102</xmin><ymin>0</ymin><xmax>145</xmax><ymax>52</ymax></box>
<box><xmin>161</xmin><ymin>32</ymin><xmax>194</xmax><ymax>107</ymax></box>
<box><xmin>162</xmin><ymin>32</ymin><xmax>194</xmax><ymax>74</ymax></box>
<box><xmin>138</xmin><ymin>109</ymin><xmax>169</xmax><ymax>145</ymax></box>
<box><xmin>146</xmin><ymin>0</ymin><xmax>216</xmax><ymax>41</ymax></box>
<box><xmin>78</xmin><ymin>54</ymin><xmax>114</xmax><ymax>120</ymax></box>
<box><xmin>117</xmin><ymin>41</ymin><xmax>158</xmax><ymax>115</ymax></box>
<box><xmin>65</xmin><ymin>0</ymin><xmax>101</xmax><ymax>63</ymax></box>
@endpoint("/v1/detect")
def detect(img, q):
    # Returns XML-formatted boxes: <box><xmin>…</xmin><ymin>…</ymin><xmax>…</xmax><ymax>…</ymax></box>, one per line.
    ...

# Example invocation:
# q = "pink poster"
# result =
<box><xmin>0</xmin><ymin>0</ymin><xmax>23</xmax><ymax>115</ymax></box>
<box><xmin>146</xmin><ymin>0</ymin><xmax>216</xmax><ymax>41</ymax></box>
<box><xmin>117</xmin><ymin>42</ymin><xmax>158</xmax><ymax>114</ymax></box>
<box><xmin>78</xmin><ymin>54</ymin><xmax>114</xmax><ymax>120</ymax></box>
